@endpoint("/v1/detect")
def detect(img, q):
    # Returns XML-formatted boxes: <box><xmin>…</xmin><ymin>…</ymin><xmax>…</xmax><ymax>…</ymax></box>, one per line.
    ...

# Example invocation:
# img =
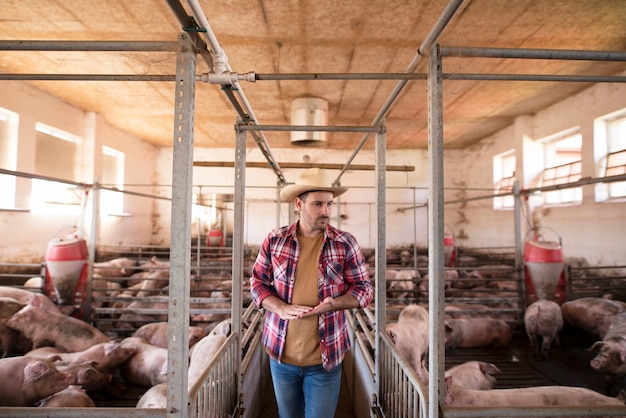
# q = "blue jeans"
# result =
<box><xmin>269</xmin><ymin>358</ymin><xmax>342</xmax><ymax>418</ymax></box>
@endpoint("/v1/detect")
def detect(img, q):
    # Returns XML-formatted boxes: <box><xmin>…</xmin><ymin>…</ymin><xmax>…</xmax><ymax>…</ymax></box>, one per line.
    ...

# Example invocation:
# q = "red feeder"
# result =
<box><xmin>207</xmin><ymin>228</ymin><xmax>224</xmax><ymax>247</ymax></box>
<box><xmin>523</xmin><ymin>227</ymin><xmax>566</xmax><ymax>305</ymax></box>
<box><xmin>444</xmin><ymin>224</ymin><xmax>457</xmax><ymax>267</ymax></box>
<box><xmin>45</xmin><ymin>235</ymin><xmax>88</xmax><ymax>306</ymax></box>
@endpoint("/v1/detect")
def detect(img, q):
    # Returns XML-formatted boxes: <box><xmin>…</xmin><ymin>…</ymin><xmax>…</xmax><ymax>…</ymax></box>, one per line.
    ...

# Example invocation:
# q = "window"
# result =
<box><xmin>493</xmin><ymin>150</ymin><xmax>515</xmax><ymax>209</ymax></box>
<box><xmin>540</xmin><ymin>131</ymin><xmax>582</xmax><ymax>205</ymax></box>
<box><xmin>30</xmin><ymin>123</ymin><xmax>83</xmax><ymax>214</ymax></box>
<box><xmin>0</xmin><ymin>108</ymin><xmax>19</xmax><ymax>209</ymax></box>
<box><xmin>604</xmin><ymin>116</ymin><xmax>626</xmax><ymax>199</ymax></box>
<box><xmin>101</xmin><ymin>146</ymin><xmax>125</xmax><ymax>215</ymax></box>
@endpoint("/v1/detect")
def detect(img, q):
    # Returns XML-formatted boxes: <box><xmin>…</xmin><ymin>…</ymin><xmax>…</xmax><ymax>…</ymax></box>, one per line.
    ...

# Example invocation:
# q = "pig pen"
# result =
<box><xmin>1</xmin><ymin>244</ymin><xmax>626</xmax><ymax>417</ymax></box>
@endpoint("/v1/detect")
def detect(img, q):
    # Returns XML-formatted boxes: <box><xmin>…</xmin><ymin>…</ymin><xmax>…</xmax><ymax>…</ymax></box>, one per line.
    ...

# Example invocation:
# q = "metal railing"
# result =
<box><xmin>188</xmin><ymin>332</ymin><xmax>240</xmax><ymax>417</ymax></box>
<box><xmin>378</xmin><ymin>331</ymin><xmax>429</xmax><ymax>418</ymax></box>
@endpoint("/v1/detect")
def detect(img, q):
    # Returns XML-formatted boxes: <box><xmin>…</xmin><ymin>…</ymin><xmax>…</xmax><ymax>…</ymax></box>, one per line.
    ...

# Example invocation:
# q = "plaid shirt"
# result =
<box><xmin>250</xmin><ymin>221</ymin><xmax>373</xmax><ymax>371</ymax></box>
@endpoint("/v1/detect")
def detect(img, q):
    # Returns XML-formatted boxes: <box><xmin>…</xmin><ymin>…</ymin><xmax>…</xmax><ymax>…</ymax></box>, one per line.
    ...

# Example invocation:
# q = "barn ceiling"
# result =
<box><xmin>0</xmin><ymin>0</ymin><xmax>625</xmax><ymax>153</ymax></box>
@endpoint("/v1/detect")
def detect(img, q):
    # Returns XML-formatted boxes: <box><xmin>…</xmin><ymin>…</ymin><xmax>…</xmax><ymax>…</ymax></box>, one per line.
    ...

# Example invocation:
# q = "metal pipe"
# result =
<box><xmin>440</xmin><ymin>46</ymin><xmax>626</xmax><ymax>61</ymax></box>
<box><xmin>236</xmin><ymin>71</ymin><xmax>626</xmax><ymax>83</ymax></box>
<box><xmin>184</xmin><ymin>0</ymin><xmax>285</xmax><ymax>183</ymax></box>
<box><xmin>193</xmin><ymin>161</ymin><xmax>415</xmax><ymax>172</ymax></box>
<box><xmin>237</xmin><ymin>124</ymin><xmax>381</xmax><ymax>133</ymax></box>
<box><xmin>0</xmin><ymin>74</ymin><xmax>176</xmax><ymax>81</ymax></box>
<box><xmin>396</xmin><ymin>172</ymin><xmax>626</xmax><ymax>211</ymax></box>
<box><xmin>335</xmin><ymin>0</ymin><xmax>465</xmax><ymax>184</ymax></box>
<box><xmin>0</xmin><ymin>40</ymin><xmax>178</xmax><ymax>51</ymax></box>
<box><xmin>445</xmin><ymin>73</ymin><xmax>626</xmax><ymax>83</ymax></box>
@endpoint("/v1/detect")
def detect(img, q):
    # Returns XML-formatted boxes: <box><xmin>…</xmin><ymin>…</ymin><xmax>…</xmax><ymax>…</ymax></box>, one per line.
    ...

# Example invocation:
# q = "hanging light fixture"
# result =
<box><xmin>290</xmin><ymin>97</ymin><xmax>328</xmax><ymax>146</ymax></box>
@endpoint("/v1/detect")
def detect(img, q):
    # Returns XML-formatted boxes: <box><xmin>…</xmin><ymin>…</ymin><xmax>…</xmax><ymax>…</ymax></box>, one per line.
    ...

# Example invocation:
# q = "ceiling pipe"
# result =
<box><xmin>334</xmin><ymin>0</ymin><xmax>465</xmax><ymax>185</ymax></box>
<box><xmin>184</xmin><ymin>0</ymin><xmax>285</xmax><ymax>183</ymax></box>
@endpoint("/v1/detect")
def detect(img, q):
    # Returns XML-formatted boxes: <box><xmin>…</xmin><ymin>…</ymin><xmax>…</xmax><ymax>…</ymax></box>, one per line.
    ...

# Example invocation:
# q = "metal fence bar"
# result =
<box><xmin>378</xmin><ymin>331</ymin><xmax>429</xmax><ymax>418</ymax></box>
<box><xmin>188</xmin><ymin>332</ymin><xmax>239</xmax><ymax>417</ymax></box>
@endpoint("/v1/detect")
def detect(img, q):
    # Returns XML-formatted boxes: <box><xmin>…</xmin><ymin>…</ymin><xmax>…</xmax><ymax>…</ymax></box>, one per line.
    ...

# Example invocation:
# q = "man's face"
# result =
<box><xmin>296</xmin><ymin>191</ymin><xmax>335</xmax><ymax>233</ymax></box>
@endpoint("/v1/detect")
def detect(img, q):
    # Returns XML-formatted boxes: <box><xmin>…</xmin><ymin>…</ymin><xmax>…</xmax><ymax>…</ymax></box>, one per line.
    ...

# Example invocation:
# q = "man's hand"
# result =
<box><xmin>299</xmin><ymin>297</ymin><xmax>334</xmax><ymax>318</ymax></box>
<box><xmin>261</xmin><ymin>295</ymin><xmax>313</xmax><ymax>320</ymax></box>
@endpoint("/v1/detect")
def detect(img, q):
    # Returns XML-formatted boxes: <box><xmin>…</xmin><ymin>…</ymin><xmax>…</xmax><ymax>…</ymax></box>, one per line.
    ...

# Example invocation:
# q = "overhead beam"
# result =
<box><xmin>193</xmin><ymin>161</ymin><xmax>415</xmax><ymax>172</ymax></box>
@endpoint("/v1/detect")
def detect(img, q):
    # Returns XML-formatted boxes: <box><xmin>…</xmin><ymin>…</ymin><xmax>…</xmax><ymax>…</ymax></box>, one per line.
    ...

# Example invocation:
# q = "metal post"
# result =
<box><xmin>374</xmin><ymin>120</ymin><xmax>387</xmax><ymax>404</ymax></box>
<box><xmin>232</xmin><ymin>123</ymin><xmax>246</xmax><ymax>394</ymax></box>
<box><xmin>84</xmin><ymin>181</ymin><xmax>99</xmax><ymax>322</ymax></box>
<box><xmin>514</xmin><ymin>180</ymin><xmax>525</xmax><ymax>316</ymax></box>
<box><xmin>427</xmin><ymin>43</ymin><xmax>445</xmax><ymax>418</ymax></box>
<box><xmin>167</xmin><ymin>33</ymin><xmax>195</xmax><ymax>418</ymax></box>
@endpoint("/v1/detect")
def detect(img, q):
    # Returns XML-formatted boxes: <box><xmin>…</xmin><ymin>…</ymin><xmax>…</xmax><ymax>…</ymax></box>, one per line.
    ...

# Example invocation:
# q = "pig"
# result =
<box><xmin>190</xmin><ymin>291</ymin><xmax>231</xmax><ymax>326</ymax></box>
<box><xmin>136</xmin><ymin>382</ymin><xmax>168</xmax><ymax>408</ymax></box>
<box><xmin>38</xmin><ymin>385</ymin><xmax>96</xmax><ymax>407</ymax></box>
<box><xmin>5</xmin><ymin>304</ymin><xmax>110</xmax><ymax>352</ymax></box>
<box><xmin>444</xmin><ymin>375</ymin><xmax>625</xmax><ymax>408</ymax></box>
<box><xmin>385</xmin><ymin>304</ymin><xmax>429</xmax><ymax>382</ymax></box>
<box><xmin>119</xmin><ymin>337</ymin><xmax>168</xmax><ymax>387</ymax></box>
<box><xmin>93</xmin><ymin>257</ymin><xmax>138</xmax><ymax>277</ymax></box>
<box><xmin>387</xmin><ymin>269</ymin><xmax>419</xmax><ymax>299</ymax></box>
<box><xmin>133</xmin><ymin>321</ymin><xmax>207</xmax><ymax>349</ymax></box>
<box><xmin>23</xmin><ymin>276</ymin><xmax>43</xmax><ymax>289</ymax></box>
<box><xmin>53</xmin><ymin>360</ymin><xmax>111</xmax><ymax>392</ymax></box>
<box><xmin>589</xmin><ymin>312</ymin><xmax>626</xmax><ymax>394</ymax></box>
<box><xmin>561</xmin><ymin>297</ymin><xmax>625</xmax><ymax>340</ymax></box>
<box><xmin>26</xmin><ymin>340</ymin><xmax>136</xmax><ymax>374</ymax></box>
<box><xmin>445</xmin><ymin>361</ymin><xmax>500</xmax><ymax>390</ymax></box>
<box><xmin>116</xmin><ymin>291</ymin><xmax>169</xmax><ymax>330</ymax></box>
<box><xmin>188</xmin><ymin>319</ymin><xmax>230</xmax><ymax>390</ymax></box>
<box><xmin>524</xmin><ymin>298</ymin><xmax>563</xmax><ymax>359</ymax></box>
<box><xmin>0</xmin><ymin>296</ymin><xmax>27</xmax><ymax>357</ymax></box>
<box><xmin>399</xmin><ymin>250</ymin><xmax>413</xmax><ymax>267</ymax></box>
<box><xmin>0</xmin><ymin>286</ymin><xmax>61</xmax><ymax>313</ymax></box>
<box><xmin>0</xmin><ymin>356</ymin><xmax>72</xmax><ymax>406</ymax></box>
<box><xmin>445</xmin><ymin>317</ymin><xmax>512</xmax><ymax>349</ymax></box>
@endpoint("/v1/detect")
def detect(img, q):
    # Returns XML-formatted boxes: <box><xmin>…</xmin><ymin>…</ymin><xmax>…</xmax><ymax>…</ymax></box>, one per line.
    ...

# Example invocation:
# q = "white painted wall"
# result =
<box><xmin>0</xmin><ymin>81</ymin><xmax>159</xmax><ymax>263</ymax></box>
<box><xmin>154</xmin><ymin>146</ymin><xmax>431</xmax><ymax>250</ymax></box>
<box><xmin>446</xmin><ymin>76</ymin><xmax>626</xmax><ymax>266</ymax></box>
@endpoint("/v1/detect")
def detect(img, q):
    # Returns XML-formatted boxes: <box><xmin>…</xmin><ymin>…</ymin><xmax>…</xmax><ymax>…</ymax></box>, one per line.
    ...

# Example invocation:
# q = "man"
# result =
<box><xmin>250</xmin><ymin>168</ymin><xmax>374</xmax><ymax>418</ymax></box>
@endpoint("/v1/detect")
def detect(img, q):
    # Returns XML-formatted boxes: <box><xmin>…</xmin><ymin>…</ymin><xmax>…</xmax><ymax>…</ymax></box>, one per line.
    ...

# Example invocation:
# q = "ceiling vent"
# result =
<box><xmin>290</xmin><ymin>97</ymin><xmax>328</xmax><ymax>146</ymax></box>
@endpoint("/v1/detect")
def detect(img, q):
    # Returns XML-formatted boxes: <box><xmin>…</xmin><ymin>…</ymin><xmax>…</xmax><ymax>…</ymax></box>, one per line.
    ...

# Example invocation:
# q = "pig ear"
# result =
<box><xmin>444</xmin><ymin>321</ymin><xmax>452</xmax><ymax>332</ymax></box>
<box><xmin>24</xmin><ymin>360</ymin><xmax>52</xmax><ymax>381</ymax></box>
<box><xmin>588</xmin><ymin>341</ymin><xmax>603</xmax><ymax>354</ymax></box>
<box><xmin>26</xmin><ymin>294</ymin><xmax>43</xmax><ymax>308</ymax></box>
<box><xmin>480</xmin><ymin>362</ymin><xmax>501</xmax><ymax>375</ymax></box>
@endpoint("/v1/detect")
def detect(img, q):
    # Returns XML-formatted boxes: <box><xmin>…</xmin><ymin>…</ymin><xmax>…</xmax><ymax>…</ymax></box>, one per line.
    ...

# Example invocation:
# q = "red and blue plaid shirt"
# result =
<box><xmin>250</xmin><ymin>221</ymin><xmax>373</xmax><ymax>371</ymax></box>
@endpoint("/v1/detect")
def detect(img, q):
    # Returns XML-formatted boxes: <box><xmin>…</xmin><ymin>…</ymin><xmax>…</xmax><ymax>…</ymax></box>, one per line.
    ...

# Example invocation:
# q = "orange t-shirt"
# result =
<box><xmin>282</xmin><ymin>233</ymin><xmax>323</xmax><ymax>366</ymax></box>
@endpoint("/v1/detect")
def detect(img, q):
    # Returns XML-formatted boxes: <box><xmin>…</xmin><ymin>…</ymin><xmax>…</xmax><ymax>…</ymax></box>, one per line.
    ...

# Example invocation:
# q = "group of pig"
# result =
<box><xmin>0</xmin><ymin>285</ymin><xmax>232</xmax><ymax>409</ymax></box>
<box><xmin>384</xmin><ymin>259</ymin><xmax>519</xmax><ymax>302</ymax></box>
<box><xmin>88</xmin><ymin>256</ymin><xmax>235</xmax><ymax>332</ymax></box>
<box><xmin>385</xmin><ymin>299</ymin><xmax>626</xmax><ymax>409</ymax></box>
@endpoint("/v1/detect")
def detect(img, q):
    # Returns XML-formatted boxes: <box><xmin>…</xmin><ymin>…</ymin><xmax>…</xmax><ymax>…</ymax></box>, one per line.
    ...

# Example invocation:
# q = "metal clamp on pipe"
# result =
<box><xmin>201</xmin><ymin>72</ymin><xmax>256</xmax><ymax>84</ymax></box>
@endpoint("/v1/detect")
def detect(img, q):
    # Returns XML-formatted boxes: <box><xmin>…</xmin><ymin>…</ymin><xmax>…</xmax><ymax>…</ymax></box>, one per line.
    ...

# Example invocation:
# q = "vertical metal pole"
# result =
<box><xmin>427</xmin><ymin>43</ymin><xmax>445</xmax><ymax>418</ymax></box>
<box><xmin>167</xmin><ymin>32</ymin><xmax>195</xmax><ymax>418</ymax></box>
<box><xmin>232</xmin><ymin>123</ymin><xmax>246</xmax><ymax>394</ymax></box>
<box><xmin>374</xmin><ymin>120</ymin><xmax>387</xmax><ymax>404</ymax></box>
<box><xmin>84</xmin><ymin>181</ymin><xmax>99</xmax><ymax>321</ymax></box>
<box><xmin>513</xmin><ymin>181</ymin><xmax>525</xmax><ymax>314</ymax></box>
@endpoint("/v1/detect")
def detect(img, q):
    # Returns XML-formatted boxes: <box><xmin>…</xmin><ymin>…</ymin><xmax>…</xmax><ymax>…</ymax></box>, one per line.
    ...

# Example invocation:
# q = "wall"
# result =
<box><xmin>154</xmin><ymin>146</ymin><xmax>431</xmax><ymax>250</ymax></box>
<box><xmin>446</xmin><ymin>77</ymin><xmax>626</xmax><ymax>266</ymax></box>
<box><xmin>0</xmin><ymin>81</ymin><xmax>159</xmax><ymax>263</ymax></box>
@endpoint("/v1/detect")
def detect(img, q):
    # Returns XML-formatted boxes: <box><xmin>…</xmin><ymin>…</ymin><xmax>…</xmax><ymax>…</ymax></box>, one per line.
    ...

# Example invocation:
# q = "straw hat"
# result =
<box><xmin>280</xmin><ymin>168</ymin><xmax>348</xmax><ymax>202</ymax></box>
